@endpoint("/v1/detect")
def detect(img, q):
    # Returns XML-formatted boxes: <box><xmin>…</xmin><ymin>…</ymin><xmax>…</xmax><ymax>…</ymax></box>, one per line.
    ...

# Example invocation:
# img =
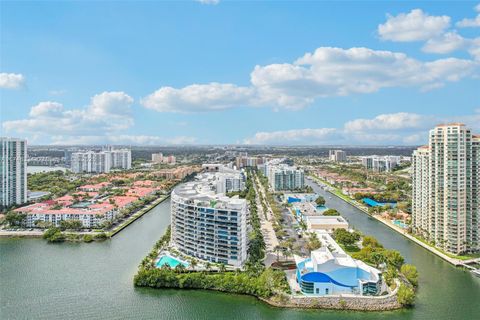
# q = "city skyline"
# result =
<box><xmin>2</xmin><ymin>1</ymin><xmax>480</xmax><ymax>146</ymax></box>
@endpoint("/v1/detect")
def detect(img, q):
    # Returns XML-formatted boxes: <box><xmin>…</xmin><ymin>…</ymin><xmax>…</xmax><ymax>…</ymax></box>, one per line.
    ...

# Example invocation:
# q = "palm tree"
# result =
<box><xmin>175</xmin><ymin>264</ymin><xmax>186</xmax><ymax>273</ymax></box>
<box><xmin>190</xmin><ymin>259</ymin><xmax>198</xmax><ymax>270</ymax></box>
<box><xmin>219</xmin><ymin>263</ymin><xmax>226</xmax><ymax>273</ymax></box>
<box><xmin>274</xmin><ymin>245</ymin><xmax>281</xmax><ymax>262</ymax></box>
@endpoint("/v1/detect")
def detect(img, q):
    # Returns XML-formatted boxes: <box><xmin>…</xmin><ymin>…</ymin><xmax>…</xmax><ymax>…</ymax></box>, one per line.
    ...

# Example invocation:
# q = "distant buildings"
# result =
<box><xmin>153</xmin><ymin>166</ymin><xmax>198</xmax><ymax>180</ymax></box>
<box><xmin>27</xmin><ymin>156</ymin><xmax>62</xmax><ymax>166</ymax></box>
<box><xmin>151</xmin><ymin>153</ymin><xmax>176</xmax><ymax>165</ymax></box>
<box><xmin>361</xmin><ymin>155</ymin><xmax>400</xmax><ymax>172</ymax></box>
<box><xmin>262</xmin><ymin>160</ymin><xmax>304</xmax><ymax>191</ymax></box>
<box><xmin>235</xmin><ymin>155</ymin><xmax>265</xmax><ymax>168</ymax></box>
<box><xmin>412</xmin><ymin>123</ymin><xmax>479</xmax><ymax>255</ymax></box>
<box><xmin>201</xmin><ymin>165</ymin><xmax>245</xmax><ymax>194</ymax></box>
<box><xmin>1</xmin><ymin>137</ymin><xmax>28</xmax><ymax>209</ymax></box>
<box><xmin>329</xmin><ymin>150</ymin><xmax>347</xmax><ymax>162</ymax></box>
<box><xmin>71</xmin><ymin>149</ymin><xmax>131</xmax><ymax>173</ymax></box>
<box><xmin>171</xmin><ymin>170</ymin><xmax>247</xmax><ymax>267</ymax></box>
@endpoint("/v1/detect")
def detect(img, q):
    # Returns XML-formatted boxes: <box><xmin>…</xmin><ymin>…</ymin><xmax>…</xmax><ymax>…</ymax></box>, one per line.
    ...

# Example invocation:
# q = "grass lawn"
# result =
<box><xmin>339</xmin><ymin>244</ymin><xmax>361</xmax><ymax>254</ymax></box>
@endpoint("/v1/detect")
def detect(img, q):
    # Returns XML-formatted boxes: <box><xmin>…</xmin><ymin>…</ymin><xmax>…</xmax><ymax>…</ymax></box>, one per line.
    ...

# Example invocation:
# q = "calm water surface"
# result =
<box><xmin>27</xmin><ymin>165</ymin><xmax>67</xmax><ymax>174</ymax></box>
<box><xmin>1</xmin><ymin>184</ymin><xmax>479</xmax><ymax>319</ymax></box>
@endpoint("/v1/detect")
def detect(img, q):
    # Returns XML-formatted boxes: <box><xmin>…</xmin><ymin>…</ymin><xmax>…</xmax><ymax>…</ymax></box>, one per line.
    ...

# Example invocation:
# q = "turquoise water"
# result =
<box><xmin>363</xmin><ymin>197</ymin><xmax>396</xmax><ymax>208</ymax></box>
<box><xmin>156</xmin><ymin>255</ymin><xmax>188</xmax><ymax>268</ymax></box>
<box><xmin>392</xmin><ymin>220</ymin><xmax>408</xmax><ymax>229</ymax></box>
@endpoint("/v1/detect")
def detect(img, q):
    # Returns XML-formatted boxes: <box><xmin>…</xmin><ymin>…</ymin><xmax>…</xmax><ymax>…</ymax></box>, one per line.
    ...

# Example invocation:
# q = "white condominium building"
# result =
<box><xmin>71</xmin><ymin>151</ymin><xmax>111</xmax><ymax>173</ymax></box>
<box><xmin>171</xmin><ymin>172</ymin><xmax>247</xmax><ymax>267</ymax></box>
<box><xmin>71</xmin><ymin>149</ymin><xmax>131</xmax><ymax>173</ymax></box>
<box><xmin>329</xmin><ymin>150</ymin><xmax>347</xmax><ymax>162</ymax></box>
<box><xmin>152</xmin><ymin>153</ymin><xmax>163</xmax><ymax>163</ymax></box>
<box><xmin>412</xmin><ymin>124</ymin><xmax>479</xmax><ymax>254</ymax></box>
<box><xmin>110</xmin><ymin>149</ymin><xmax>132</xmax><ymax>169</ymax></box>
<box><xmin>361</xmin><ymin>155</ymin><xmax>400</xmax><ymax>172</ymax></box>
<box><xmin>264</xmin><ymin>162</ymin><xmax>304</xmax><ymax>192</ymax></box>
<box><xmin>152</xmin><ymin>153</ymin><xmax>176</xmax><ymax>164</ymax></box>
<box><xmin>1</xmin><ymin>137</ymin><xmax>27</xmax><ymax>208</ymax></box>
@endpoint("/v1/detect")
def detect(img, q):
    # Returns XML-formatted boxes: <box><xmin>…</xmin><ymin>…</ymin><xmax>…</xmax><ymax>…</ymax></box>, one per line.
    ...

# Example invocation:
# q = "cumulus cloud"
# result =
<box><xmin>457</xmin><ymin>3</ymin><xmax>480</xmax><ymax>27</ymax></box>
<box><xmin>422</xmin><ymin>32</ymin><xmax>469</xmax><ymax>54</ymax></box>
<box><xmin>142</xmin><ymin>47</ymin><xmax>479</xmax><ymax>112</ymax></box>
<box><xmin>378</xmin><ymin>9</ymin><xmax>450</xmax><ymax>42</ymax></box>
<box><xmin>3</xmin><ymin>92</ymin><xmax>197</xmax><ymax>145</ymax></box>
<box><xmin>242</xmin><ymin>112</ymin><xmax>480</xmax><ymax>145</ymax></box>
<box><xmin>142</xmin><ymin>83</ymin><xmax>255</xmax><ymax>112</ymax></box>
<box><xmin>3</xmin><ymin>91</ymin><xmax>134</xmax><ymax>141</ymax></box>
<box><xmin>343</xmin><ymin>112</ymin><xmax>427</xmax><ymax>132</ymax></box>
<box><xmin>0</xmin><ymin>73</ymin><xmax>25</xmax><ymax>89</ymax></box>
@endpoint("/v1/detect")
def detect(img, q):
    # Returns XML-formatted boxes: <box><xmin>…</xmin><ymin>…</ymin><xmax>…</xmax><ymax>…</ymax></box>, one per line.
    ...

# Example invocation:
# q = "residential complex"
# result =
<box><xmin>235</xmin><ymin>155</ymin><xmax>265</xmax><ymax>168</ymax></box>
<box><xmin>170</xmin><ymin>170</ymin><xmax>247</xmax><ymax>267</ymax></box>
<box><xmin>295</xmin><ymin>230</ymin><xmax>382</xmax><ymax>296</ymax></box>
<box><xmin>71</xmin><ymin>149</ymin><xmax>132</xmax><ymax>173</ymax></box>
<box><xmin>262</xmin><ymin>160</ymin><xmax>304</xmax><ymax>191</ymax></box>
<box><xmin>15</xmin><ymin>180</ymin><xmax>161</xmax><ymax>228</ymax></box>
<box><xmin>1</xmin><ymin>137</ymin><xmax>27</xmax><ymax>209</ymax></box>
<box><xmin>361</xmin><ymin>155</ymin><xmax>400</xmax><ymax>172</ymax></box>
<box><xmin>153</xmin><ymin>166</ymin><xmax>198</xmax><ymax>180</ymax></box>
<box><xmin>152</xmin><ymin>153</ymin><xmax>176</xmax><ymax>165</ymax></box>
<box><xmin>329</xmin><ymin>150</ymin><xmax>347</xmax><ymax>162</ymax></box>
<box><xmin>412</xmin><ymin>123</ymin><xmax>479</xmax><ymax>254</ymax></box>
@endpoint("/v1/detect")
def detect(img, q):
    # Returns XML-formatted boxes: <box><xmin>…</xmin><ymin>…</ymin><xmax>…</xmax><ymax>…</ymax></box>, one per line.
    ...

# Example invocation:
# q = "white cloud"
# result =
<box><xmin>142</xmin><ymin>47</ymin><xmax>479</xmax><ymax>112</ymax></box>
<box><xmin>3</xmin><ymin>91</ymin><xmax>134</xmax><ymax>141</ymax></box>
<box><xmin>457</xmin><ymin>3</ymin><xmax>480</xmax><ymax>27</ymax></box>
<box><xmin>422</xmin><ymin>32</ymin><xmax>468</xmax><ymax>54</ymax></box>
<box><xmin>244</xmin><ymin>110</ymin><xmax>480</xmax><ymax>145</ymax></box>
<box><xmin>469</xmin><ymin>38</ymin><xmax>480</xmax><ymax>61</ymax></box>
<box><xmin>29</xmin><ymin>101</ymin><xmax>64</xmax><ymax>118</ymax></box>
<box><xmin>195</xmin><ymin>0</ymin><xmax>220</xmax><ymax>4</ymax></box>
<box><xmin>3</xmin><ymin>91</ymin><xmax>197</xmax><ymax>145</ymax></box>
<box><xmin>344</xmin><ymin>112</ymin><xmax>427</xmax><ymax>132</ymax></box>
<box><xmin>378</xmin><ymin>9</ymin><xmax>450</xmax><ymax>42</ymax></box>
<box><xmin>142</xmin><ymin>83</ymin><xmax>255</xmax><ymax>113</ymax></box>
<box><xmin>0</xmin><ymin>73</ymin><xmax>25</xmax><ymax>89</ymax></box>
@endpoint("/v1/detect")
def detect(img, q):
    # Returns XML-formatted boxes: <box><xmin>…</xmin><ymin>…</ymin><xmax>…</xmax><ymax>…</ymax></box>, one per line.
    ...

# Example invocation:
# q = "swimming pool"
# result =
<box><xmin>392</xmin><ymin>220</ymin><xmax>408</xmax><ymax>229</ymax></box>
<box><xmin>156</xmin><ymin>255</ymin><xmax>189</xmax><ymax>268</ymax></box>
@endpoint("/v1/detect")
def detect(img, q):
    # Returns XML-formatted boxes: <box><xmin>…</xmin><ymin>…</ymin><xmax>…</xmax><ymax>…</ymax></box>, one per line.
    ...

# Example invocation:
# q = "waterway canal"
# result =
<box><xmin>1</xmin><ymin>188</ymin><xmax>479</xmax><ymax>319</ymax></box>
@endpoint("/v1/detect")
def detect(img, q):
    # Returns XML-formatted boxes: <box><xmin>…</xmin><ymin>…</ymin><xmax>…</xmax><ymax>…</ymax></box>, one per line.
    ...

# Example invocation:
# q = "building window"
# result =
<box><xmin>325</xmin><ymin>288</ymin><xmax>329</xmax><ymax>295</ymax></box>
<box><xmin>315</xmin><ymin>288</ymin><xmax>319</xmax><ymax>294</ymax></box>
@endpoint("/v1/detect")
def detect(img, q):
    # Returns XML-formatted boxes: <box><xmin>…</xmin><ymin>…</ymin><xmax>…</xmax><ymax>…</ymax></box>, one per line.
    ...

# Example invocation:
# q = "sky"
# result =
<box><xmin>1</xmin><ymin>0</ymin><xmax>479</xmax><ymax>146</ymax></box>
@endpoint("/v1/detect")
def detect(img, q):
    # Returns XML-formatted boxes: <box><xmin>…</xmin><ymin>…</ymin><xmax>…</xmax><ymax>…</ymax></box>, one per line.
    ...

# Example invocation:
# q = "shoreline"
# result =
<box><xmin>309</xmin><ymin>176</ymin><xmax>469</xmax><ymax>266</ymax></box>
<box><xmin>108</xmin><ymin>195</ymin><xmax>170</xmax><ymax>237</ymax></box>
<box><xmin>135</xmin><ymin>277</ymin><xmax>403</xmax><ymax>311</ymax></box>
<box><xmin>0</xmin><ymin>195</ymin><xmax>170</xmax><ymax>240</ymax></box>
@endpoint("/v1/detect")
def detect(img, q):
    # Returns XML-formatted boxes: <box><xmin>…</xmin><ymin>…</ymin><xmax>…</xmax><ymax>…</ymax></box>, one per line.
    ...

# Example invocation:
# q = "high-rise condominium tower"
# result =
<box><xmin>0</xmin><ymin>137</ymin><xmax>27</xmax><ymax>209</ymax></box>
<box><xmin>412</xmin><ymin>124</ymin><xmax>479</xmax><ymax>254</ymax></box>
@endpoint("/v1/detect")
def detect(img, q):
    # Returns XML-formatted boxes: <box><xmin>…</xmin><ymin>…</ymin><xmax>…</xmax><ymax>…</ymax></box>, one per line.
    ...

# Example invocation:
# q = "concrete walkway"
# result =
<box><xmin>252</xmin><ymin>173</ymin><xmax>279</xmax><ymax>253</ymax></box>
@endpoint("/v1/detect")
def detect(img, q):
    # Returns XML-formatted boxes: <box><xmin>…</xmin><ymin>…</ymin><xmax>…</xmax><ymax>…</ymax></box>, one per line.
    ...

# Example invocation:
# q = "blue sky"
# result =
<box><xmin>1</xmin><ymin>0</ymin><xmax>479</xmax><ymax>145</ymax></box>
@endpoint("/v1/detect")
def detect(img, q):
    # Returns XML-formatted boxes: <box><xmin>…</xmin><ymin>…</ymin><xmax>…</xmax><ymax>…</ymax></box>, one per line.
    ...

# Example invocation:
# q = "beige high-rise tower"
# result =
<box><xmin>412</xmin><ymin>124</ymin><xmax>479</xmax><ymax>255</ymax></box>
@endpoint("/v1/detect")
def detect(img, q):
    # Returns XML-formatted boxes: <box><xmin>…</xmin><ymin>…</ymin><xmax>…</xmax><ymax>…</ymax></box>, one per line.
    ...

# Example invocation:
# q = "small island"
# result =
<box><xmin>134</xmin><ymin>166</ymin><xmax>417</xmax><ymax>311</ymax></box>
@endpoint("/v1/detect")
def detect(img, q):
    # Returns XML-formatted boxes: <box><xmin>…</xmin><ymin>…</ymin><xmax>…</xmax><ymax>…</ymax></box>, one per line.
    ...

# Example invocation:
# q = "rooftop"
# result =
<box><xmin>172</xmin><ymin>172</ymin><xmax>246</xmax><ymax>210</ymax></box>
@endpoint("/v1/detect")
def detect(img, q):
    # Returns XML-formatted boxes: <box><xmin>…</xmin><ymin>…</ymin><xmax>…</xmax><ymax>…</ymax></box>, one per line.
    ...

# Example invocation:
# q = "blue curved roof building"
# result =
<box><xmin>295</xmin><ymin>230</ymin><xmax>382</xmax><ymax>296</ymax></box>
